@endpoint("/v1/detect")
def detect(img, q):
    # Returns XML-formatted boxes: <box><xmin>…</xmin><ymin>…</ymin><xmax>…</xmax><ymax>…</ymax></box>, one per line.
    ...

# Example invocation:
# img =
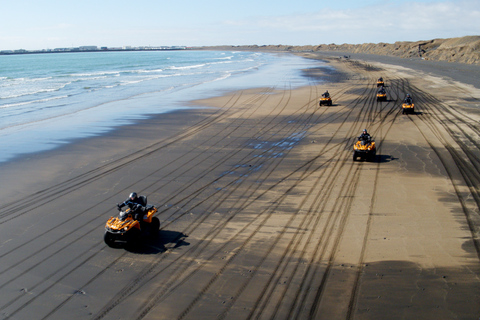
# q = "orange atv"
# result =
<box><xmin>353</xmin><ymin>138</ymin><xmax>376</xmax><ymax>161</ymax></box>
<box><xmin>377</xmin><ymin>91</ymin><xmax>387</xmax><ymax>101</ymax></box>
<box><xmin>402</xmin><ymin>102</ymin><xmax>415</xmax><ymax>114</ymax></box>
<box><xmin>377</xmin><ymin>79</ymin><xmax>384</xmax><ymax>87</ymax></box>
<box><xmin>319</xmin><ymin>97</ymin><xmax>332</xmax><ymax>106</ymax></box>
<box><xmin>104</xmin><ymin>200</ymin><xmax>160</xmax><ymax>247</ymax></box>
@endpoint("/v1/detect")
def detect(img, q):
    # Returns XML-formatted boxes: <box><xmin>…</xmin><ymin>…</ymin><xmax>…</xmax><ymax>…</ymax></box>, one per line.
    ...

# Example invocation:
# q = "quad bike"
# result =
<box><xmin>319</xmin><ymin>97</ymin><xmax>333</xmax><ymax>106</ymax></box>
<box><xmin>377</xmin><ymin>79</ymin><xmax>385</xmax><ymax>87</ymax></box>
<box><xmin>402</xmin><ymin>102</ymin><xmax>415</xmax><ymax>114</ymax></box>
<box><xmin>104</xmin><ymin>198</ymin><xmax>160</xmax><ymax>247</ymax></box>
<box><xmin>376</xmin><ymin>92</ymin><xmax>387</xmax><ymax>101</ymax></box>
<box><xmin>353</xmin><ymin>138</ymin><xmax>376</xmax><ymax>161</ymax></box>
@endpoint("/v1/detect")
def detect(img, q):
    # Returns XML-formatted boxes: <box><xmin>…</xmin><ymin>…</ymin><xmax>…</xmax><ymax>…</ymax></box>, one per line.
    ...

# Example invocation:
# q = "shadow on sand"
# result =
<box><xmin>375</xmin><ymin>154</ymin><xmax>397</xmax><ymax>163</ymax></box>
<box><xmin>124</xmin><ymin>229</ymin><xmax>190</xmax><ymax>254</ymax></box>
<box><xmin>402</xmin><ymin>110</ymin><xmax>423</xmax><ymax>116</ymax></box>
<box><xmin>353</xmin><ymin>154</ymin><xmax>396</xmax><ymax>163</ymax></box>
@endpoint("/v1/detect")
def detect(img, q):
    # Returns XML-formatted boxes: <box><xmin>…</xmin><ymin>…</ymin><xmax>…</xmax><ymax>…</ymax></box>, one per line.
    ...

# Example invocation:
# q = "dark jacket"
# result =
<box><xmin>359</xmin><ymin>133</ymin><xmax>371</xmax><ymax>141</ymax></box>
<box><xmin>118</xmin><ymin>196</ymin><xmax>147</xmax><ymax>220</ymax></box>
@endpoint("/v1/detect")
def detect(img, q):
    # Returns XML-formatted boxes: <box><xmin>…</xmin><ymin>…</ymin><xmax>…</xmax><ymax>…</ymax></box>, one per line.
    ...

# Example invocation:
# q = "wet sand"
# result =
<box><xmin>1</xmin><ymin>52</ymin><xmax>480</xmax><ymax>319</ymax></box>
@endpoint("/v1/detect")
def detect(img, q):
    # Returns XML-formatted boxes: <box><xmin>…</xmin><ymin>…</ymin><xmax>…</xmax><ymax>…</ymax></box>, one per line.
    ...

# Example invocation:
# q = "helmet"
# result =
<box><xmin>363</xmin><ymin>129</ymin><xmax>367</xmax><ymax>133</ymax></box>
<box><xmin>406</xmin><ymin>94</ymin><xmax>410</xmax><ymax>97</ymax></box>
<box><xmin>129</xmin><ymin>192</ymin><xmax>137</xmax><ymax>200</ymax></box>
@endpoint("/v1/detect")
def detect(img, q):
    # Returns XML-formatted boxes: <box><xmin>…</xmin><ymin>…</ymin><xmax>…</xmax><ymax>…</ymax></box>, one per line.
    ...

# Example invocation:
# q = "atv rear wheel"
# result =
<box><xmin>150</xmin><ymin>217</ymin><xmax>160</xmax><ymax>239</ymax></box>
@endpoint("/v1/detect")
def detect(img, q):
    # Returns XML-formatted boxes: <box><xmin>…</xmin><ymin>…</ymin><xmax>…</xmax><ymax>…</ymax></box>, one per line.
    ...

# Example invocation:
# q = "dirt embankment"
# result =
<box><xmin>200</xmin><ymin>35</ymin><xmax>480</xmax><ymax>65</ymax></box>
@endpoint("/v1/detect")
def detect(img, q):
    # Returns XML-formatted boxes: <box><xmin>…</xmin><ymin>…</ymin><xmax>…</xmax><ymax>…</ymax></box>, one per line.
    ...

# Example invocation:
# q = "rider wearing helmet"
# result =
<box><xmin>359</xmin><ymin>129</ymin><xmax>371</xmax><ymax>142</ymax></box>
<box><xmin>404</xmin><ymin>94</ymin><xmax>413</xmax><ymax>105</ymax></box>
<box><xmin>117</xmin><ymin>192</ymin><xmax>147</xmax><ymax>220</ymax></box>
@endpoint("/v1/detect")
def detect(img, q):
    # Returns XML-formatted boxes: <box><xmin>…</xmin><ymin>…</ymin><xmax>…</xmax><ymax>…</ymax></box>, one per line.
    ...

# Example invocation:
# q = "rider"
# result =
<box><xmin>359</xmin><ymin>129</ymin><xmax>371</xmax><ymax>142</ymax></box>
<box><xmin>117</xmin><ymin>192</ymin><xmax>147</xmax><ymax>221</ymax></box>
<box><xmin>404</xmin><ymin>94</ymin><xmax>413</xmax><ymax>105</ymax></box>
<box><xmin>378</xmin><ymin>77</ymin><xmax>383</xmax><ymax>82</ymax></box>
<box><xmin>378</xmin><ymin>86</ymin><xmax>386</xmax><ymax>94</ymax></box>
<box><xmin>322</xmin><ymin>90</ymin><xmax>330</xmax><ymax>98</ymax></box>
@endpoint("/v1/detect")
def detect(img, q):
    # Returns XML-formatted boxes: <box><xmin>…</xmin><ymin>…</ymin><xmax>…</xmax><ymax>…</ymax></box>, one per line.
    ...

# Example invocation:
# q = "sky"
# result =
<box><xmin>0</xmin><ymin>0</ymin><xmax>479</xmax><ymax>50</ymax></box>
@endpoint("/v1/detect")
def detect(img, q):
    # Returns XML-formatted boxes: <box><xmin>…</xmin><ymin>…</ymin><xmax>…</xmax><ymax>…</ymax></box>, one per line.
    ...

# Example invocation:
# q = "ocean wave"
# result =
<box><xmin>211</xmin><ymin>72</ymin><xmax>232</xmax><ymax>82</ymax></box>
<box><xmin>0</xmin><ymin>76</ymin><xmax>54</xmax><ymax>89</ymax></box>
<box><xmin>126</xmin><ymin>68</ymin><xmax>165</xmax><ymax>74</ymax></box>
<box><xmin>0</xmin><ymin>94</ymin><xmax>69</xmax><ymax>109</ymax></box>
<box><xmin>169</xmin><ymin>64</ymin><xmax>207</xmax><ymax>70</ymax></box>
<box><xmin>0</xmin><ymin>83</ymin><xmax>71</xmax><ymax>100</ymax></box>
<box><xmin>214</xmin><ymin>56</ymin><xmax>233</xmax><ymax>60</ymax></box>
<box><xmin>74</xmin><ymin>70</ymin><xmax>121</xmax><ymax>77</ymax></box>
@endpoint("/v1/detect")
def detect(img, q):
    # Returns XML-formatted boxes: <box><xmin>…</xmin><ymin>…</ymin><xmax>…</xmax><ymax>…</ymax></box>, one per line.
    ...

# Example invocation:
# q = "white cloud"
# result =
<box><xmin>221</xmin><ymin>0</ymin><xmax>480</xmax><ymax>44</ymax></box>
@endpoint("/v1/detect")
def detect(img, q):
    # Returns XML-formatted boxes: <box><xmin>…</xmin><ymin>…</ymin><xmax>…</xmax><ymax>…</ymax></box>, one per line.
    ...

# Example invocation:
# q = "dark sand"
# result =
<box><xmin>1</xmin><ymin>52</ymin><xmax>480</xmax><ymax>320</ymax></box>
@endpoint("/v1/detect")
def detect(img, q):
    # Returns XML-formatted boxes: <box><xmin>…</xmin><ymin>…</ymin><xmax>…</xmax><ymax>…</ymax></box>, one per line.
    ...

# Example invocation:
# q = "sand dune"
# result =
<box><xmin>201</xmin><ymin>35</ymin><xmax>480</xmax><ymax>65</ymax></box>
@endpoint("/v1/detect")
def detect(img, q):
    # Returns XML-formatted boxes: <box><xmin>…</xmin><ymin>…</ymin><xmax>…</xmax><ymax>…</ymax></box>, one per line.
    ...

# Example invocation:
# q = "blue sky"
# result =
<box><xmin>1</xmin><ymin>0</ymin><xmax>479</xmax><ymax>50</ymax></box>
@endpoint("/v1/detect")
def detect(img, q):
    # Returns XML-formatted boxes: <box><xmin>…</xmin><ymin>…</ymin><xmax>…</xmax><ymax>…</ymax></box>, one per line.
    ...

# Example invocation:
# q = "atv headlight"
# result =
<box><xmin>124</xmin><ymin>227</ymin><xmax>128</xmax><ymax>231</ymax></box>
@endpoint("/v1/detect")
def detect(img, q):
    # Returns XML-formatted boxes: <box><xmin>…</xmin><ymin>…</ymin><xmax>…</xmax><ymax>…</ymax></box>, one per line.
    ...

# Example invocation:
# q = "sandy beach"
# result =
<box><xmin>1</xmin><ymin>51</ymin><xmax>480</xmax><ymax>319</ymax></box>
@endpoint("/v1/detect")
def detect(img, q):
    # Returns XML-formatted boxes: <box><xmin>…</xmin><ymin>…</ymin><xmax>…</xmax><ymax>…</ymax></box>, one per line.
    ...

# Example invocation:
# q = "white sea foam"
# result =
<box><xmin>0</xmin><ymin>95</ymin><xmax>69</xmax><ymax>109</ymax></box>
<box><xmin>0</xmin><ymin>83</ymin><xmax>71</xmax><ymax>99</ymax></box>
<box><xmin>169</xmin><ymin>64</ymin><xmax>206</xmax><ymax>70</ymax></box>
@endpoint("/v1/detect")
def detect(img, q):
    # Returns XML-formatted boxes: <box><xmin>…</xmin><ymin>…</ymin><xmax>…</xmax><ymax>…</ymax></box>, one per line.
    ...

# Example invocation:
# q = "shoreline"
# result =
<box><xmin>1</xmin><ymin>51</ymin><xmax>480</xmax><ymax>319</ymax></box>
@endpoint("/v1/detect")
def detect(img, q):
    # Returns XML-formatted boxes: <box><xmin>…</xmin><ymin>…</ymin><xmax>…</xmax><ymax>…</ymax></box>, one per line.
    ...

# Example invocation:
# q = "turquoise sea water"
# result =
<box><xmin>0</xmin><ymin>50</ymin><xmax>322</xmax><ymax>163</ymax></box>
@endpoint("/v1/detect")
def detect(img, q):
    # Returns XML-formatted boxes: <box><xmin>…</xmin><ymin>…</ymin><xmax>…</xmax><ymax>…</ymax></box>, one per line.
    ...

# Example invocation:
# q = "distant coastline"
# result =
<box><xmin>197</xmin><ymin>35</ymin><xmax>480</xmax><ymax>65</ymax></box>
<box><xmin>0</xmin><ymin>45</ymin><xmax>188</xmax><ymax>55</ymax></box>
<box><xmin>4</xmin><ymin>35</ymin><xmax>479</xmax><ymax>65</ymax></box>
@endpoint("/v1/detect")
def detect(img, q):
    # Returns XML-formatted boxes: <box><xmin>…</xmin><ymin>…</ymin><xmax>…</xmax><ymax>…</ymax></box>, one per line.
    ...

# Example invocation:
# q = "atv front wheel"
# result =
<box><xmin>104</xmin><ymin>231</ymin><xmax>117</xmax><ymax>247</ymax></box>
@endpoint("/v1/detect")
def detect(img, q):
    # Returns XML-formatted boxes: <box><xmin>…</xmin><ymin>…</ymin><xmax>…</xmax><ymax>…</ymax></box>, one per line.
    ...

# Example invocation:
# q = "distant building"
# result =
<box><xmin>79</xmin><ymin>46</ymin><xmax>98</xmax><ymax>51</ymax></box>
<box><xmin>0</xmin><ymin>45</ymin><xmax>188</xmax><ymax>55</ymax></box>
